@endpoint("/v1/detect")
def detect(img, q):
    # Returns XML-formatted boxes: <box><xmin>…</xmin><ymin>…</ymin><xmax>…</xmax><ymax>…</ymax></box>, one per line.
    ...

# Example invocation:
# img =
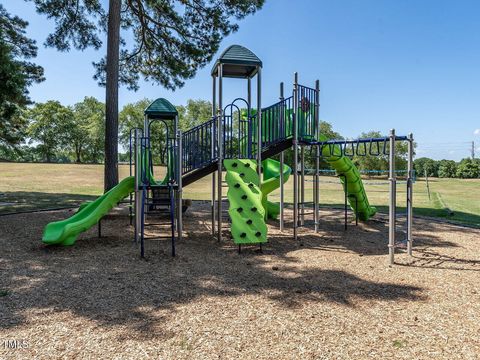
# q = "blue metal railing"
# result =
<box><xmin>296</xmin><ymin>85</ymin><xmax>317</xmax><ymax>141</ymax></box>
<box><xmin>181</xmin><ymin>116</ymin><xmax>217</xmax><ymax>175</ymax></box>
<box><xmin>179</xmin><ymin>84</ymin><xmax>322</xmax><ymax>178</ymax></box>
<box><xmin>250</xmin><ymin>95</ymin><xmax>294</xmax><ymax>157</ymax></box>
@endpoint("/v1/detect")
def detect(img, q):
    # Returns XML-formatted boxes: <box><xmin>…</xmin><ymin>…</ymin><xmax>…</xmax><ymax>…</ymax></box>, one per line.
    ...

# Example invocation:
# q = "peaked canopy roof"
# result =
<box><xmin>144</xmin><ymin>98</ymin><xmax>178</xmax><ymax>120</ymax></box>
<box><xmin>211</xmin><ymin>45</ymin><xmax>262</xmax><ymax>78</ymax></box>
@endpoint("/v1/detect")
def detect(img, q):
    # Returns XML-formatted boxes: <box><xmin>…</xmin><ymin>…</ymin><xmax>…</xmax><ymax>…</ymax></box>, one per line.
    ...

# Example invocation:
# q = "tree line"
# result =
<box><xmin>2</xmin><ymin>95</ymin><xmax>419</xmax><ymax>179</ymax></box>
<box><xmin>0</xmin><ymin>98</ymin><xmax>214</xmax><ymax>164</ymax></box>
<box><xmin>414</xmin><ymin>157</ymin><xmax>480</xmax><ymax>179</ymax></box>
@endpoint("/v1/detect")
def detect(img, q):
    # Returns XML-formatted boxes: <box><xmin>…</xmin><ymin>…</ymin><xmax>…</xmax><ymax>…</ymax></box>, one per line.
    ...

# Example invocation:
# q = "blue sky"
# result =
<box><xmin>4</xmin><ymin>0</ymin><xmax>480</xmax><ymax>160</ymax></box>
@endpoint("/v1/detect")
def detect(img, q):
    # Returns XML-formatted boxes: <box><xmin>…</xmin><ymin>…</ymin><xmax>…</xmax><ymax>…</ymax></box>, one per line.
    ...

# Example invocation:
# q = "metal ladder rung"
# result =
<box><xmin>144</xmin><ymin>236</ymin><xmax>174</xmax><ymax>241</ymax></box>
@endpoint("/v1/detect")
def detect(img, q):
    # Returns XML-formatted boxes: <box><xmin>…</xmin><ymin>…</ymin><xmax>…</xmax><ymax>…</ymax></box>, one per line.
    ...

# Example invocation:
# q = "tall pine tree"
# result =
<box><xmin>29</xmin><ymin>0</ymin><xmax>264</xmax><ymax>190</ymax></box>
<box><xmin>0</xmin><ymin>4</ymin><xmax>44</xmax><ymax>149</ymax></box>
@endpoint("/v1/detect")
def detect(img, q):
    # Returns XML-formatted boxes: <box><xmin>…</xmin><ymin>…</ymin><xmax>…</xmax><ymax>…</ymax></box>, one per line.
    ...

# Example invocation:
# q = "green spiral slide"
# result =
<box><xmin>42</xmin><ymin>176</ymin><xmax>135</xmax><ymax>246</ymax></box>
<box><xmin>319</xmin><ymin>134</ymin><xmax>376</xmax><ymax>221</ymax></box>
<box><xmin>261</xmin><ymin>158</ymin><xmax>292</xmax><ymax>220</ymax></box>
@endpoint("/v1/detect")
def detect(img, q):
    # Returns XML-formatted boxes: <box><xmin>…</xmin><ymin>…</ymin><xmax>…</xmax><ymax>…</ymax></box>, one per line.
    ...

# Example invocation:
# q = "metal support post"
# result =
<box><xmin>211</xmin><ymin>75</ymin><xmax>216</xmax><ymax>236</ymax></box>
<box><xmin>300</xmin><ymin>146</ymin><xmax>305</xmax><ymax>225</ymax></box>
<box><xmin>279</xmin><ymin>82</ymin><xmax>285</xmax><ymax>232</ymax></box>
<box><xmin>248</xmin><ymin>78</ymin><xmax>252</xmax><ymax>109</ymax></box>
<box><xmin>257</xmin><ymin>67</ymin><xmax>262</xmax><ymax>177</ymax></box>
<box><xmin>134</xmin><ymin>130</ymin><xmax>141</xmax><ymax>244</ymax></box>
<box><xmin>217</xmin><ymin>65</ymin><xmax>223</xmax><ymax>242</ymax></box>
<box><xmin>355</xmin><ymin>196</ymin><xmax>358</xmax><ymax>226</ymax></box>
<box><xmin>341</xmin><ymin>175</ymin><xmax>347</xmax><ymax>230</ymax></box>
<box><xmin>388</xmin><ymin>129</ymin><xmax>397</xmax><ymax>265</ymax></box>
<box><xmin>293</xmin><ymin>72</ymin><xmax>299</xmax><ymax>241</ymax></box>
<box><xmin>177</xmin><ymin>129</ymin><xmax>183</xmax><ymax>244</ymax></box>
<box><xmin>314</xmin><ymin>80</ymin><xmax>320</xmax><ymax>232</ymax></box>
<box><xmin>140</xmin><ymin>188</ymin><xmax>146</xmax><ymax>258</ymax></box>
<box><xmin>407</xmin><ymin>133</ymin><xmax>414</xmax><ymax>256</ymax></box>
<box><xmin>129</xmin><ymin>130</ymin><xmax>133</xmax><ymax>226</ymax></box>
<box><xmin>314</xmin><ymin>145</ymin><xmax>320</xmax><ymax>232</ymax></box>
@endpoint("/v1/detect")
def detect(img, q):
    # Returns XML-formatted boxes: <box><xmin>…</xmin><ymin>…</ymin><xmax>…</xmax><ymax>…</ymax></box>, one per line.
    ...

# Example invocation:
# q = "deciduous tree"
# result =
<box><xmin>438</xmin><ymin>159</ymin><xmax>457</xmax><ymax>178</ymax></box>
<box><xmin>72</xmin><ymin>97</ymin><xmax>105</xmax><ymax>163</ymax></box>
<box><xmin>27</xmin><ymin>101</ymin><xmax>73</xmax><ymax>162</ymax></box>
<box><xmin>456</xmin><ymin>158</ymin><xmax>480</xmax><ymax>179</ymax></box>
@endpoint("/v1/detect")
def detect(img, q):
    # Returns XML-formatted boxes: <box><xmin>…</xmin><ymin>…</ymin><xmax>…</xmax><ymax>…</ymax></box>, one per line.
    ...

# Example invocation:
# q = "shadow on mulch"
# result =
<box><xmin>0</xmin><ymin>191</ymin><xmax>98</xmax><ymax>215</ymax></box>
<box><xmin>3</xmin><ymin>202</ymin><xmax>474</xmax><ymax>338</ymax></box>
<box><xmin>396</xmin><ymin>249</ymin><xmax>480</xmax><ymax>272</ymax></box>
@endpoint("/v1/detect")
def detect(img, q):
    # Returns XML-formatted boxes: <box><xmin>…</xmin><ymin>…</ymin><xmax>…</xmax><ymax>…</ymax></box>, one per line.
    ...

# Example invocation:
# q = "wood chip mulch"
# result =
<box><xmin>0</xmin><ymin>202</ymin><xmax>479</xmax><ymax>359</ymax></box>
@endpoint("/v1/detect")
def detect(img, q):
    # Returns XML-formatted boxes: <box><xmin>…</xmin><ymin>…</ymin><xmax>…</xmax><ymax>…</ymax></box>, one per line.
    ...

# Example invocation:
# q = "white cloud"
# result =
<box><xmin>474</xmin><ymin>129</ymin><xmax>480</xmax><ymax>136</ymax></box>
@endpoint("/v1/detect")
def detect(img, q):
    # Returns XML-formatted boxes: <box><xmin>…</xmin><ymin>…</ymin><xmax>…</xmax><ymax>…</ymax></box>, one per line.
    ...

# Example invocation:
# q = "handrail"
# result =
<box><xmin>182</xmin><ymin>116</ymin><xmax>217</xmax><ymax>135</ymax></box>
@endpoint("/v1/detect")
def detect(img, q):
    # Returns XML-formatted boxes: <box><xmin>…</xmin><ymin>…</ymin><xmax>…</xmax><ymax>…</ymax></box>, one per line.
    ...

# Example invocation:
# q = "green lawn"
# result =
<box><xmin>1</xmin><ymin>162</ymin><xmax>479</xmax><ymax>227</ymax></box>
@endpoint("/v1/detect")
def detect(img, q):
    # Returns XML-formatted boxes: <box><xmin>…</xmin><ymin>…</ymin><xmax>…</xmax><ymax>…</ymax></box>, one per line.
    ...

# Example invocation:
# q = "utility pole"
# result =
<box><xmin>472</xmin><ymin>141</ymin><xmax>475</xmax><ymax>159</ymax></box>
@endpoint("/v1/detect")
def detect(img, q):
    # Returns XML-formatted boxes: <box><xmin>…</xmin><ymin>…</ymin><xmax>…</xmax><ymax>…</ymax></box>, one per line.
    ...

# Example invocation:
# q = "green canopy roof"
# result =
<box><xmin>144</xmin><ymin>98</ymin><xmax>178</xmax><ymax>120</ymax></box>
<box><xmin>211</xmin><ymin>45</ymin><xmax>262</xmax><ymax>78</ymax></box>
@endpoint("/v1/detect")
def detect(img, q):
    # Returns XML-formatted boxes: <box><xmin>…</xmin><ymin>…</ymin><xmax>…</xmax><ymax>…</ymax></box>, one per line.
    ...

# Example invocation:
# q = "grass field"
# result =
<box><xmin>1</xmin><ymin>162</ymin><xmax>479</xmax><ymax>227</ymax></box>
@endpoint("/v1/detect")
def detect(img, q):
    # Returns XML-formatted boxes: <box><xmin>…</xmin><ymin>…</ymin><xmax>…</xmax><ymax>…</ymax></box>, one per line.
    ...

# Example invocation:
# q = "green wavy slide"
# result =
<box><xmin>224</xmin><ymin>158</ymin><xmax>291</xmax><ymax>245</ymax></box>
<box><xmin>318</xmin><ymin>134</ymin><xmax>376</xmax><ymax>221</ymax></box>
<box><xmin>42</xmin><ymin>147</ymin><xmax>173</xmax><ymax>246</ymax></box>
<box><xmin>42</xmin><ymin>176</ymin><xmax>135</xmax><ymax>246</ymax></box>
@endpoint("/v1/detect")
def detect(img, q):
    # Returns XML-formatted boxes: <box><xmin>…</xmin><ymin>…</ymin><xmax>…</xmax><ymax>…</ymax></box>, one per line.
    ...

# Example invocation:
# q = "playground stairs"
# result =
<box><xmin>141</xmin><ymin>186</ymin><xmax>176</xmax><ymax>256</ymax></box>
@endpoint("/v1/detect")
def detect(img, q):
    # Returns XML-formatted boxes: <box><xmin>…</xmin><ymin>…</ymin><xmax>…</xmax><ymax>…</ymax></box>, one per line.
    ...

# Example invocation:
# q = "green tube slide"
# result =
<box><xmin>261</xmin><ymin>158</ymin><xmax>291</xmax><ymax>220</ymax></box>
<box><xmin>319</xmin><ymin>135</ymin><xmax>376</xmax><ymax>221</ymax></box>
<box><xmin>42</xmin><ymin>176</ymin><xmax>135</xmax><ymax>246</ymax></box>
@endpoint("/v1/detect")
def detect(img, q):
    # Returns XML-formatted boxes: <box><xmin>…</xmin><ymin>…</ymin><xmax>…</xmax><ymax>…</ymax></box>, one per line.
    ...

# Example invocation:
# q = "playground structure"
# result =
<box><xmin>42</xmin><ymin>45</ymin><xmax>415</xmax><ymax>265</ymax></box>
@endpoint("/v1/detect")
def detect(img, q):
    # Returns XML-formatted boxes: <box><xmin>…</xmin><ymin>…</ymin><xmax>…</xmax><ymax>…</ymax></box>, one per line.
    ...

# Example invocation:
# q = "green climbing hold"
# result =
<box><xmin>224</xmin><ymin>159</ymin><xmax>267</xmax><ymax>245</ymax></box>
